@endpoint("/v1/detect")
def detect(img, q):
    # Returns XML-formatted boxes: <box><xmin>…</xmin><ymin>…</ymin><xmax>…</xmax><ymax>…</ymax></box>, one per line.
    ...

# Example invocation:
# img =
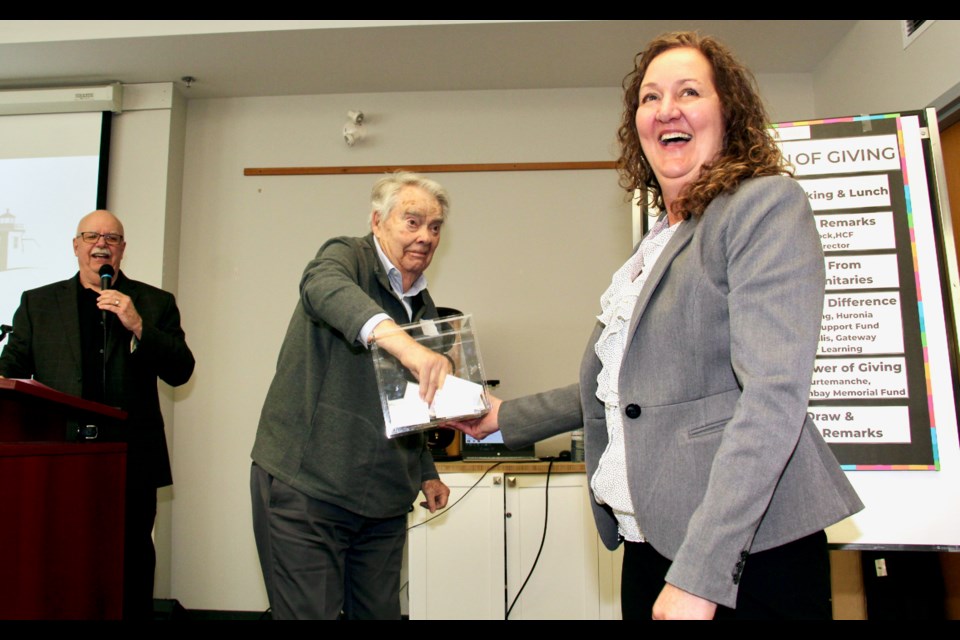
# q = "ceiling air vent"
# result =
<box><xmin>902</xmin><ymin>20</ymin><xmax>935</xmax><ymax>49</ymax></box>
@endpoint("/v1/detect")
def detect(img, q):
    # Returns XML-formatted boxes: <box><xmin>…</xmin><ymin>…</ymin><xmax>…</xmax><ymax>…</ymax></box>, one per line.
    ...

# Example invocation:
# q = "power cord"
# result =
<box><xmin>406</xmin><ymin>457</ymin><xmax>560</xmax><ymax>620</ymax></box>
<box><xmin>407</xmin><ymin>461</ymin><xmax>505</xmax><ymax>531</ymax></box>
<box><xmin>505</xmin><ymin>457</ymin><xmax>554</xmax><ymax>620</ymax></box>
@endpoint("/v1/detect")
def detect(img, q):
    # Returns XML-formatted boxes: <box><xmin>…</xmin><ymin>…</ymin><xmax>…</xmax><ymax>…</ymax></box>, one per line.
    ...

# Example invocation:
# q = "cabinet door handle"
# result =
<box><xmin>507</xmin><ymin>476</ymin><xmax>516</xmax><ymax>487</ymax></box>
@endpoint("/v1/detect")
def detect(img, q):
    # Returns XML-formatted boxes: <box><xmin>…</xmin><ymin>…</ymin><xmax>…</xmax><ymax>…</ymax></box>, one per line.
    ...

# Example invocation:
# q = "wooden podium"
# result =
<box><xmin>0</xmin><ymin>378</ymin><xmax>128</xmax><ymax>620</ymax></box>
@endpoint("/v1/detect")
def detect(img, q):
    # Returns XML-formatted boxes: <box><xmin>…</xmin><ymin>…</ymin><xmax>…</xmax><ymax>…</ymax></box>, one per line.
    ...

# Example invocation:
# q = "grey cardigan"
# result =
<box><xmin>252</xmin><ymin>234</ymin><xmax>439</xmax><ymax>519</ymax></box>
<box><xmin>499</xmin><ymin>176</ymin><xmax>863</xmax><ymax>608</ymax></box>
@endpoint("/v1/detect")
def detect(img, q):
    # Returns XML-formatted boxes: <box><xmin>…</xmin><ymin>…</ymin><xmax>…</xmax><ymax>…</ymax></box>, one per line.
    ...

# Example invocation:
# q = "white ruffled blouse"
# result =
<box><xmin>590</xmin><ymin>215</ymin><xmax>679</xmax><ymax>542</ymax></box>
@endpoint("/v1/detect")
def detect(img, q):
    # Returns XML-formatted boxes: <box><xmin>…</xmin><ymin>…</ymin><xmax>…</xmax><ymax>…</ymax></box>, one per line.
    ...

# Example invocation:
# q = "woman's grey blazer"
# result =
<box><xmin>499</xmin><ymin>175</ymin><xmax>863</xmax><ymax>608</ymax></box>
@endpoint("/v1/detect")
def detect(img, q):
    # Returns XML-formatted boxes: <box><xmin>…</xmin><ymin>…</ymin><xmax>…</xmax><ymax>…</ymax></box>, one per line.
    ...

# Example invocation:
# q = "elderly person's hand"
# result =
<box><xmin>371</xmin><ymin>318</ymin><xmax>451</xmax><ymax>405</ymax></box>
<box><xmin>419</xmin><ymin>478</ymin><xmax>450</xmax><ymax>513</ymax></box>
<box><xmin>399</xmin><ymin>342</ymin><xmax>452</xmax><ymax>405</ymax></box>
<box><xmin>97</xmin><ymin>289</ymin><xmax>144</xmax><ymax>339</ymax></box>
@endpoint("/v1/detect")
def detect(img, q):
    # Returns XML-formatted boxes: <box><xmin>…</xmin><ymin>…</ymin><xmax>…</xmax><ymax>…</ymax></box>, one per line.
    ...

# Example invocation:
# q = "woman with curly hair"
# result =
<box><xmin>453</xmin><ymin>31</ymin><xmax>862</xmax><ymax>619</ymax></box>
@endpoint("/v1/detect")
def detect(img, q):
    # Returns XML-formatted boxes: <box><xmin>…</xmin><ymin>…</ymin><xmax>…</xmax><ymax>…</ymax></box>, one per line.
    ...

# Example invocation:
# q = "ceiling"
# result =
<box><xmin>0</xmin><ymin>20</ymin><xmax>859</xmax><ymax>100</ymax></box>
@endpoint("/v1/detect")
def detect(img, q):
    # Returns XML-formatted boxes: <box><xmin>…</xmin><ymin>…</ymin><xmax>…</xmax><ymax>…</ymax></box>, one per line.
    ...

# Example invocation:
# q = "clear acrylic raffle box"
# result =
<box><xmin>371</xmin><ymin>314</ymin><xmax>490</xmax><ymax>438</ymax></box>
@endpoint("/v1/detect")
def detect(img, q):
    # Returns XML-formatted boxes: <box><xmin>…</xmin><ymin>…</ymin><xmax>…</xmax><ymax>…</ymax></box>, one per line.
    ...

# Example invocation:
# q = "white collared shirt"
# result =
<box><xmin>358</xmin><ymin>236</ymin><xmax>429</xmax><ymax>347</ymax></box>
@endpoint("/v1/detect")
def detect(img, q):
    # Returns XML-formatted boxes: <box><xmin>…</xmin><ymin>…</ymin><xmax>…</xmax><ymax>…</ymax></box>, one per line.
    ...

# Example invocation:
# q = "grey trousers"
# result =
<box><xmin>250</xmin><ymin>463</ymin><xmax>407</xmax><ymax>620</ymax></box>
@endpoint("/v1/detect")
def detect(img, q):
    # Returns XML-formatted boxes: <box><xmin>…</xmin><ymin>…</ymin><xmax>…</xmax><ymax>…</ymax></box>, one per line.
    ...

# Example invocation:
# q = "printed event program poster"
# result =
<box><xmin>773</xmin><ymin>112</ymin><xmax>950</xmax><ymax>470</ymax></box>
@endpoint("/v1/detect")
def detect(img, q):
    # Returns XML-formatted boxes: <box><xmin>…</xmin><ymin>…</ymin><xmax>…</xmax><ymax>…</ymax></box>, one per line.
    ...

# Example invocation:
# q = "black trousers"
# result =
<box><xmin>621</xmin><ymin>531</ymin><xmax>832</xmax><ymax>620</ymax></box>
<box><xmin>250</xmin><ymin>463</ymin><xmax>407</xmax><ymax>620</ymax></box>
<box><xmin>122</xmin><ymin>481</ymin><xmax>158</xmax><ymax>620</ymax></box>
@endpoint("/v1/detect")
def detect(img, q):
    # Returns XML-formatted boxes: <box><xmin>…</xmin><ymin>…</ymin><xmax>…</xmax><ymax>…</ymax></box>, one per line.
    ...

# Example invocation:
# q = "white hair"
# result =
<box><xmin>369</xmin><ymin>171</ymin><xmax>450</xmax><ymax>223</ymax></box>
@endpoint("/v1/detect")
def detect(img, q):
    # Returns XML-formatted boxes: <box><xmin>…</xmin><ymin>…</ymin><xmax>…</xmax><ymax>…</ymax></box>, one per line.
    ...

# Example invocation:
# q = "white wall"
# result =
<box><xmin>758</xmin><ymin>73</ymin><xmax>815</xmax><ymax>123</ymax></box>
<box><xmin>813</xmin><ymin>20</ymin><xmax>960</xmax><ymax>118</ymax></box>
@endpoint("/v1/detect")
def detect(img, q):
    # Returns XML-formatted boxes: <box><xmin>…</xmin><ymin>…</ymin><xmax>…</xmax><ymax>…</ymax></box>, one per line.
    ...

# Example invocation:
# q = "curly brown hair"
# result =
<box><xmin>616</xmin><ymin>31</ymin><xmax>790</xmax><ymax>220</ymax></box>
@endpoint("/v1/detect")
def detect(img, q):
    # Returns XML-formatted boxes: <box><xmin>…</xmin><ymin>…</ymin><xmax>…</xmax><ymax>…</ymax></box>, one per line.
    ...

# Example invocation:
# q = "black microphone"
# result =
<box><xmin>99</xmin><ymin>264</ymin><xmax>115</xmax><ymax>291</ymax></box>
<box><xmin>99</xmin><ymin>264</ymin><xmax>115</xmax><ymax>328</ymax></box>
<box><xmin>97</xmin><ymin>265</ymin><xmax>115</xmax><ymax>402</ymax></box>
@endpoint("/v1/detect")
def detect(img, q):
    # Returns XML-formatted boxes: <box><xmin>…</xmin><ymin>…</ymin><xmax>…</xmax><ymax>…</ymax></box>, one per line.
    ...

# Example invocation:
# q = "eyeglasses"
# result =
<box><xmin>76</xmin><ymin>232</ymin><xmax>124</xmax><ymax>246</ymax></box>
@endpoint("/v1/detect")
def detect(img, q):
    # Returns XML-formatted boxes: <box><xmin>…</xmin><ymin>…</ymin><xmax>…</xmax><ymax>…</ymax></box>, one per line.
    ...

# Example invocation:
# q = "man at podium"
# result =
<box><xmin>0</xmin><ymin>209</ymin><xmax>195</xmax><ymax>619</ymax></box>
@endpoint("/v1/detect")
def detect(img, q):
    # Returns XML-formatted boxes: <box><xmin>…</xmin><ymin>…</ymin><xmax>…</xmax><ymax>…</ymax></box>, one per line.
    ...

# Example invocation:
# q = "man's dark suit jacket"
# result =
<box><xmin>0</xmin><ymin>271</ymin><xmax>195</xmax><ymax>488</ymax></box>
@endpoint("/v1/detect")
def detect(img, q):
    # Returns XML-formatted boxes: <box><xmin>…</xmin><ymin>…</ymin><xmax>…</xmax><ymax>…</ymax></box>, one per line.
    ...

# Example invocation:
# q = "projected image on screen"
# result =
<box><xmin>0</xmin><ymin>112</ymin><xmax>107</xmax><ymax>328</ymax></box>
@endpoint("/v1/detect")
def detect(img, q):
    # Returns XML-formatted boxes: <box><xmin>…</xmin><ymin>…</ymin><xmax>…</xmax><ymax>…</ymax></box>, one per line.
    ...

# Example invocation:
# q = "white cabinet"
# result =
<box><xmin>407</xmin><ymin>465</ymin><xmax>623</xmax><ymax>619</ymax></box>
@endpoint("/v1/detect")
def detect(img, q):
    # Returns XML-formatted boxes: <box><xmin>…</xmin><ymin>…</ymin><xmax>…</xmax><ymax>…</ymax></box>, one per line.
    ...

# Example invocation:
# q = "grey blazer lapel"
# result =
<box><xmin>627</xmin><ymin>218</ymin><xmax>697</xmax><ymax>338</ymax></box>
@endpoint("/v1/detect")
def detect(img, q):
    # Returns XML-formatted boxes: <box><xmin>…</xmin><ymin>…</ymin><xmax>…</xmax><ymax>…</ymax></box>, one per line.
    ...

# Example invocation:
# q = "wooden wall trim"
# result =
<box><xmin>244</xmin><ymin>161</ymin><xmax>616</xmax><ymax>176</ymax></box>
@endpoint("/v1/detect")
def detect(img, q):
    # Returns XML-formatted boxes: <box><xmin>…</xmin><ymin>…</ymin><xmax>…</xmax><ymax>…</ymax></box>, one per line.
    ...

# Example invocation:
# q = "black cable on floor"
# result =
<box><xmin>505</xmin><ymin>458</ymin><xmax>554</xmax><ymax>619</ymax></box>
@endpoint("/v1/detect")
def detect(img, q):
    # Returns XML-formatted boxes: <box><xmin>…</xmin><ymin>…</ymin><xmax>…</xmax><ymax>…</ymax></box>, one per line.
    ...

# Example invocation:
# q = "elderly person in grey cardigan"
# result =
<box><xmin>251</xmin><ymin>171</ymin><xmax>452</xmax><ymax>619</ymax></box>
